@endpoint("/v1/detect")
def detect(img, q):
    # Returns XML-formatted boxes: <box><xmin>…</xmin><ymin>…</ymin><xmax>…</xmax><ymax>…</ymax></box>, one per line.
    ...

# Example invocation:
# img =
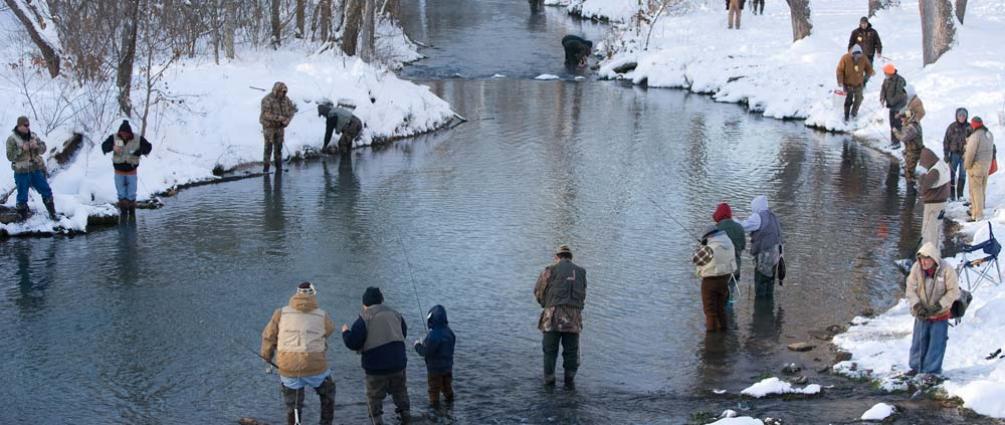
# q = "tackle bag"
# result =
<box><xmin>951</xmin><ymin>289</ymin><xmax>973</xmax><ymax>324</ymax></box>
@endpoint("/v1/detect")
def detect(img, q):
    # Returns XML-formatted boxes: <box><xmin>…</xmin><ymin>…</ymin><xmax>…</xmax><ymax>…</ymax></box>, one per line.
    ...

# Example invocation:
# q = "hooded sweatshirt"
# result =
<box><xmin>918</xmin><ymin>148</ymin><xmax>951</xmax><ymax>203</ymax></box>
<box><xmin>836</xmin><ymin>48</ymin><xmax>874</xmax><ymax>88</ymax></box>
<box><xmin>741</xmin><ymin>195</ymin><xmax>783</xmax><ymax>256</ymax></box>
<box><xmin>260</xmin><ymin>293</ymin><xmax>336</xmax><ymax>377</ymax></box>
<box><xmin>259</xmin><ymin>82</ymin><xmax>298</xmax><ymax>129</ymax></box>
<box><xmin>906</xmin><ymin>242</ymin><xmax>960</xmax><ymax>320</ymax></box>
<box><xmin>414</xmin><ymin>305</ymin><xmax>456</xmax><ymax>375</ymax></box>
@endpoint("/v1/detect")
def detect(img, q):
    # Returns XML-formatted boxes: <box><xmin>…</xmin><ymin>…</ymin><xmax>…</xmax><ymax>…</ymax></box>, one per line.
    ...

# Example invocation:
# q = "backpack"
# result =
<box><xmin>951</xmin><ymin>290</ymin><xmax>973</xmax><ymax>325</ymax></box>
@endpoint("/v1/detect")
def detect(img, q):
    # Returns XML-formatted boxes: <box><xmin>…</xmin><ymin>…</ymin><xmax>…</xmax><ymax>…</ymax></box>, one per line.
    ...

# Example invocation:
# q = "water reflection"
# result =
<box><xmin>13</xmin><ymin>241</ymin><xmax>48</xmax><ymax>314</ymax></box>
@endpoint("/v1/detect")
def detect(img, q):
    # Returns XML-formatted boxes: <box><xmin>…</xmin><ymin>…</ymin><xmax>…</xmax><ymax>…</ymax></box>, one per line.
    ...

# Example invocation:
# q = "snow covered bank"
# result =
<box><xmin>544</xmin><ymin>0</ymin><xmax>640</xmax><ymax>22</ymax></box>
<box><xmin>739</xmin><ymin>377</ymin><xmax>821</xmax><ymax>398</ymax></box>
<box><xmin>834</xmin><ymin>222</ymin><xmax>1005</xmax><ymax>418</ymax></box>
<box><xmin>0</xmin><ymin>46</ymin><xmax>453</xmax><ymax>237</ymax></box>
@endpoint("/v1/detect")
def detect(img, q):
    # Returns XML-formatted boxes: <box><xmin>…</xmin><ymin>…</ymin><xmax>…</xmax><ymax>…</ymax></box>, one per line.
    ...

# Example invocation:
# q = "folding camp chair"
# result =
<box><xmin>957</xmin><ymin>223</ymin><xmax>1002</xmax><ymax>293</ymax></box>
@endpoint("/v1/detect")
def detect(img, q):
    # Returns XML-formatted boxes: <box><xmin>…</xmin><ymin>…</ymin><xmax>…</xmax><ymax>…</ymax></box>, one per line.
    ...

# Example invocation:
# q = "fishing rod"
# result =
<box><xmin>391</xmin><ymin>223</ymin><xmax>429</xmax><ymax>334</ymax></box>
<box><xmin>644</xmin><ymin>193</ymin><xmax>702</xmax><ymax>242</ymax></box>
<box><xmin>235</xmin><ymin>338</ymin><xmax>306</xmax><ymax>425</ymax></box>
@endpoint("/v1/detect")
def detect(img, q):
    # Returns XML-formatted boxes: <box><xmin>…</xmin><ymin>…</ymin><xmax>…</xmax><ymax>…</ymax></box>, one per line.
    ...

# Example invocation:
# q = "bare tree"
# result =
<box><xmin>271</xmin><ymin>0</ymin><xmax>281</xmax><ymax>48</ymax></box>
<box><xmin>955</xmin><ymin>0</ymin><xmax>967</xmax><ymax>24</ymax></box>
<box><xmin>341</xmin><ymin>0</ymin><xmax>363</xmax><ymax>55</ymax></box>
<box><xmin>382</xmin><ymin>0</ymin><xmax>399</xmax><ymax>17</ymax></box>
<box><xmin>317</xmin><ymin>0</ymin><xmax>333</xmax><ymax>42</ymax></box>
<box><xmin>117</xmin><ymin>0</ymin><xmax>141</xmax><ymax>116</ymax></box>
<box><xmin>4</xmin><ymin>0</ymin><xmax>61</xmax><ymax>78</ymax></box>
<box><xmin>223</xmin><ymin>0</ymin><xmax>237</xmax><ymax>58</ymax></box>
<box><xmin>359</xmin><ymin>0</ymin><xmax>376</xmax><ymax>61</ymax></box>
<box><xmin>919</xmin><ymin>0</ymin><xmax>956</xmax><ymax>65</ymax></box>
<box><xmin>296</xmin><ymin>0</ymin><xmax>306</xmax><ymax>38</ymax></box>
<box><xmin>785</xmin><ymin>0</ymin><xmax>813</xmax><ymax>42</ymax></box>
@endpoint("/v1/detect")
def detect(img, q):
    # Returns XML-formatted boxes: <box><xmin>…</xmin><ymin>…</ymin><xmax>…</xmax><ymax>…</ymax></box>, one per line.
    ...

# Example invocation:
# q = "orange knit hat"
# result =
<box><xmin>883</xmin><ymin>64</ymin><xmax>896</xmax><ymax>75</ymax></box>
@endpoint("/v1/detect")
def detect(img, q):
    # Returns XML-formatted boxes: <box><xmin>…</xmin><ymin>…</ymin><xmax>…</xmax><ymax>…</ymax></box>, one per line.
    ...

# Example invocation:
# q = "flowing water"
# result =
<box><xmin>0</xmin><ymin>1</ymin><xmax>996</xmax><ymax>424</ymax></box>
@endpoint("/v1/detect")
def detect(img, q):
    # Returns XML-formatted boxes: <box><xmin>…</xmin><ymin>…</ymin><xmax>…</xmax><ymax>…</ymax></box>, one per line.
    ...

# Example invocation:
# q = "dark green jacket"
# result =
<box><xmin>540</xmin><ymin>259</ymin><xmax>587</xmax><ymax>309</ymax></box>
<box><xmin>880</xmin><ymin>73</ymin><xmax>907</xmax><ymax>109</ymax></box>
<box><xmin>717</xmin><ymin>219</ymin><xmax>746</xmax><ymax>259</ymax></box>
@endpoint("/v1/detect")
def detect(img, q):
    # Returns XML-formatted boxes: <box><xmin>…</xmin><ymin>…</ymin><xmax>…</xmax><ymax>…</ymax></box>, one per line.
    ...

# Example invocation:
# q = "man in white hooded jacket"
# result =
<box><xmin>741</xmin><ymin>196</ymin><xmax>784</xmax><ymax>297</ymax></box>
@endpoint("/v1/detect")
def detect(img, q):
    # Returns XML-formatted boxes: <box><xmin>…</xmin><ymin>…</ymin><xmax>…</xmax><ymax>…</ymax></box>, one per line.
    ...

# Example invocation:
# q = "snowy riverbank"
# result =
<box><xmin>583</xmin><ymin>0</ymin><xmax>1005</xmax><ymax>419</ymax></box>
<box><xmin>0</xmin><ymin>45</ymin><xmax>453</xmax><ymax>237</ymax></box>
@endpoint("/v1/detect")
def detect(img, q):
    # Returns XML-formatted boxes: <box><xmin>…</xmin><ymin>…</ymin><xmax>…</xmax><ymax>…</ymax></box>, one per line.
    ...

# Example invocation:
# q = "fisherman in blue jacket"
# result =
<box><xmin>414</xmin><ymin>305</ymin><xmax>456</xmax><ymax>405</ymax></box>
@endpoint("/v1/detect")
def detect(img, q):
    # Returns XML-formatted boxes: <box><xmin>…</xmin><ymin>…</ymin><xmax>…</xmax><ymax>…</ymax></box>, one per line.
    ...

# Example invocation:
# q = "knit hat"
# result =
<box><xmin>713</xmin><ymin>203</ymin><xmax>732</xmax><ymax>223</ymax></box>
<box><xmin>972</xmin><ymin>116</ymin><xmax>984</xmax><ymax>130</ymax></box>
<box><xmin>297</xmin><ymin>281</ymin><xmax>317</xmax><ymax>295</ymax></box>
<box><xmin>362</xmin><ymin>286</ymin><xmax>383</xmax><ymax>306</ymax></box>
<box><xmin>860</xmin><ymin>16</ymin><xmax>869</xmax><ymax>24</ymax></box>
<box><xmin>883</xmin><ymin>64</ymin><xmax>896</xmax><ymax>75</ymax></box>
<box><xmin>16</xmin><ymin>116</ymin><xmax>29</xmax><ymax>126</ymax></box>
<box><xmin>556</xmin><ymin>244</ymin><xmax>573</xmax><ymax>256</ymax></box>
<box><xmin>118</xmin><ymin>120</ymin><xmax>133</xmax><ymax>134</ymax></box>
<box><xmin>956</xmin><ymin>107</ymin><xmax>969</xmax><ymax>121</ymax></box>
<box><xmin>851</xmin><ymin>44</ymin><xmax>863</xmax><ymax>55</ymax></box>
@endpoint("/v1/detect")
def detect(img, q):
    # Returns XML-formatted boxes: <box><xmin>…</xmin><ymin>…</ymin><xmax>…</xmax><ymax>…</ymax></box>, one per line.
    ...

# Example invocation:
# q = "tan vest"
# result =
<box><xmin>929</xmin><ymin>159</ymin><xmax>951</xmax><ymax>189</ymax></box>
<box><xmin>698</xmin><ymin>233</ymin><xmax>737</xmax><ymax>278</ymax></box>
<box><xmin>112</xmin><ymin>135</ymin><xmax>142</xmax><ymax>166</ymax></box>
<box><xmin>278</xmin><ymin>306</ymin><xmax>328</xmax><ymax>354</ymax></box>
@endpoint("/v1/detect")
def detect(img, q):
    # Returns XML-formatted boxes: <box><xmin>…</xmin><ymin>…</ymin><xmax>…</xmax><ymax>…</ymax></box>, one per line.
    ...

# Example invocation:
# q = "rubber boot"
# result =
<box><xmin>43</xmin><ymin>198</ymin><xmax>57</xmax><ymax>220</ymax></box>
<box><xmin>317</xmin><ymin>377</ymin><xmax>335</xmax><ymax>425</ymax></box>
<box><xmin>15</xmin><ymin>203</ymin><xmax>29</xmax><ymax>221</ymax></box>
<box><xmin>128</xmin><ymin>200</ymin><xmax>137</xmax><ymax>216</ymax></box>
<box><xmin>274</xmin><ymin>158</ymin><xmax>283</xmax><ymax>173</ymax></box>
<box><xmin>399</xmin><ymin>411</ymin><xmax>411</xmax><ymax>425</ymax></box>
<box><xmin>118</xmin><ymin>199</ymin><xmax>128</xmax><ymax>218</ymax></box>
<box><xmin>263</xmin><ymin>162</ymin><xmax>270</xmax><ymax>173</ymax></box>
<box><xmin>543</xmin><ymin>374</ymin><xmax>556</xmax><ymax>386</ymax></box>
<box><xmin>564</xmin><ymin>371</ymin><xmax>576</xmax><ymax>389</ymax></box>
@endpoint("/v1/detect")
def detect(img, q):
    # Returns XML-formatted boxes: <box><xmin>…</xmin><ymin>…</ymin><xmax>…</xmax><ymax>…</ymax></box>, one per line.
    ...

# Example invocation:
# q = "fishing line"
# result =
<box><xmin>644</xmin><ymin>193</ymin><xmax>702</xmax><ymax>242</ymax></box>
<box><xmin>390</xmin><ymin>222</ymin><xmax>429</xmax><ymax>334</ymax></box>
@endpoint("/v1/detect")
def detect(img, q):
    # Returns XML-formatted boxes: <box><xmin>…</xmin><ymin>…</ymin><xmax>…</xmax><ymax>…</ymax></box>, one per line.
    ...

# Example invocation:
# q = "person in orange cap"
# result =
<box><xmin>880</xmin><ymin>63</ymin><xmax>908</xmax><ymax>149</ymax></box>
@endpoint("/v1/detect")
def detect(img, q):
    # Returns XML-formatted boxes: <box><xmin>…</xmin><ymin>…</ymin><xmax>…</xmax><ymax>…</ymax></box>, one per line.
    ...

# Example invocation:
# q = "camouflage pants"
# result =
<box><xmin>426</xmin><ymin>372</ymin><xmax>454</xmax><ymax>404</ymax></box>
<box><xmin>365</xmin><ymin>371</ymin><xmax>410</xmax><ymax>424</ymax></box>
<box><xmin>263</xmin><ymin>127</ymin><xmax>284</xmax><ymax>165</ymax></box>
<box><xmin>904</xmin><ymin>148</ymin><xmax>921</xmax><ymax>183</ymax></box>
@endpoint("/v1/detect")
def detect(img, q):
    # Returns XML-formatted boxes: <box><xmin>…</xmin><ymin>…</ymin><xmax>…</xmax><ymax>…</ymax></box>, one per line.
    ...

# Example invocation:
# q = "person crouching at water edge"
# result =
<box><xmin>534</xmin><ymin>244</ymin><xmax>587</xmax><ymax>388</ymax></box>
<box><xmin>906</xmin><ymin>243</ymin><xmax>960</xmax><ymax>381</ymax></box>
<box><xmin>260</xmin><ymin>282</ymin><xmax>337</xmax><ymax>425</ymax></box>
<box><xmin>692</xmin><ymin>226</ymin><xmax>737</xmax><ymax>332</ymax></box>
<box><xmin>101</xmin><ymin>120</ymin><xmax>152</xmax><ymax>218</ymax></box>
<box><xmin>741</xmin><ymin>196</ymin><xmax>784</xmax><ymax>298</ymax></box>
<box><xmin>342</xmin><ymin>287</ymin><xmax>411</xmax><ymax>425</ymax></box>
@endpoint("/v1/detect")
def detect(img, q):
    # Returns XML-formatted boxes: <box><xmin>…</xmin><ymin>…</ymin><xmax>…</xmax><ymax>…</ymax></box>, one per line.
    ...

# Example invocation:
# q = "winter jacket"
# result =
<box><xmin>259</xmin><ymin>82</ymin><xmax>298</xmax><ymax>129</ymax></box>
<box><xmin>693</xmin><ymin>231</ymin><xmax>737</xmax><ymax>278</ymax></box>
<box><xmin>534</xmin><ymin>258</ymin><xmax>587</xmax><ymax>333</ymax></box>
<box><xmin>964</xmin><ymin>127</ymin><xmax>995</xmax><ymax>174</ymax></box>
<box><xmin>897</xmin><ymin>121</ymin><xmax>924</xmax><ymax>155</ymax></box>
<box><xmin>724</xmin><ymin>0</ymin><xmax>745</xmax><ymax>9</ymax></box>
<box><xmin>342</xmin><ymin>304</ymin><xmax>408</xmax><ymax>375</ymax></box>
<box><xmin>6</xmin><ymin>128</ymin><xmax>46</xmax><ymax>173</ymax></box>
<box><xmin>906</xmin><ymin>242</ymin><xmax>960</xmax><ymax>320</ymax></box>
<box><xmin>943</xmin><ymin>121</ymin><xmax>973</xmax><ymax>157</ymax></box>
<box><xmin>717</xmin><ymin>218</ymin><xmax>746</xmax><ymax>258</ymax></box>
<box><xmin>836</xmin><ymin>53</ymin><xmax>874</xmax><ymax>88</ymax></box>
<box><xmin>260</xmin><ymin>293</ymin><xmax>336</xmax><ymax>378</ymax></box>
<box><xmin>903</xmin><ymin>95</ymin><xmax>926</xmax><ymax>123</ymax></box>
<box><xmin>743</xmin><ymin>196</ymin><xmax>783</xmax><ymax>256</ymax></box>
<box><xmin>414</xmin><ymin>305</ymin><xmax>455</xmax><ymax>375</ymax></box>
<box><xmin>918</xmin><ymin>148</ymin><xmax>951</xmax><ymax>204</ymax></box>
<box><xmin>880</xmin><ymin>73</ymin><xmax>907</xmax><ymax>110</ymax></box>
<box><xmin>847</xmin><ymin>25</ymin><xmax>882</xmax><ymax>59</ymax></box>
<box><xmin>101</xmin><ymin>133</ymin><xmax>152</xmax><ymax>173</ymax></box>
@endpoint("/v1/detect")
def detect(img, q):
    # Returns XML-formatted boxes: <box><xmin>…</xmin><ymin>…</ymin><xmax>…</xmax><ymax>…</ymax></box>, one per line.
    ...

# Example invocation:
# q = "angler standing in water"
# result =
<box><xmin>692</xmin><ymin>226</ymin><xmax>737</xmax><ymax>332</ymax></box>
<box><xmin>101</xmin><ymin>120</ymin><xmax>152</xmax><ymax>218</ymax></box>
<box><xmin>534</xmin><ymin>244</ymin><xmax>588</xmax><ymax>388</ymax></box>
<box><xmin>260</xmin><ymin>282</ymin><xmax>337</xmax><ymax>425</ymax></box>
<box><xmin>741</xmin><ymin>196</ymin><xmax>784</xmax><ymax>298</ymax></box>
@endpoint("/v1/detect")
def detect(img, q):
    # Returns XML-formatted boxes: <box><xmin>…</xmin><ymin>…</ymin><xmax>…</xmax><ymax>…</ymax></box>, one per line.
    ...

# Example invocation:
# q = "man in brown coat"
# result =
<box><xmin>836</xmin><ymin>44</ymin><xmax>874</xmax><ymax>121</ymax></box>
<box><xmin>260</xmin><ymin>81</ymin><xmax>298</xmax><ymax>173</ymax></box>
<box><xmin>964</xmin><ymin>117</ymin><xmax>995</xmax><ymax>221</ymax></box>
<box><xmin>918</xmin><ymin>148</ymin><xmax>951</xmax><ymax>249</ymax></box>
<box><xmin>261</xmin><ymin>282</ymin><xmax>337</xmax><ymax>425</ymax></box>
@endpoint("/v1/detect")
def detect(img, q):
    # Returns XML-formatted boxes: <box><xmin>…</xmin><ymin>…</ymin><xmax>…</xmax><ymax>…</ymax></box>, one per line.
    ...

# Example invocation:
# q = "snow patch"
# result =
<box><xmin>740</xmin><ymin>377</ymin><xmax>821</xmax><ymax>398</ymax></box>
<box><xmin>861</xmin><ymin>403</ymin><xmax>896</xmax><ymax>421</ymax></box>
<box><xmin>535</xmin><ymin>74</ymin><xmax>561</xmax><ymax>80</ymax></box>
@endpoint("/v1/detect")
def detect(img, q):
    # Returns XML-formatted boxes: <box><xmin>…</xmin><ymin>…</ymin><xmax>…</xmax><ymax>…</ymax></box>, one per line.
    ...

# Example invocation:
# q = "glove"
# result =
<box><xmin>944</xmin><ymin>156</ymin><xmax>950</xmax><ymax>164</ymax></box>
<box><xmin>928</xmin><ymin>302</ymin><xmax>944</xmax><ymax>316</ymax></box>
<box><xmin>911</xmin><ymin>303</ymin><xmax>926</xmax><ymax>317</ymax></box>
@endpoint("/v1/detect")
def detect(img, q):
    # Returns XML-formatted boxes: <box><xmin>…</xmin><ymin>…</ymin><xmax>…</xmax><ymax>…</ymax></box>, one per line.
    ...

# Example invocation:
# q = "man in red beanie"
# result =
<box><xmin>714</xmin><ymin>203</ymin><xmax>746</xmax><ymax>282</ymax></box>
<box><xmin>964</xmin><ymin>117</ymin><xmax>995</xmax><ymax>221</ymax></box>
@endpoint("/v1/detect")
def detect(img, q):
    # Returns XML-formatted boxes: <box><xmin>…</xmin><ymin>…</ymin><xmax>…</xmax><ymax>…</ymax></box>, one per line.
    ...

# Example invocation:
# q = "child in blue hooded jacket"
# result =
<box><xmin>414</xmin><ymin>305</ymin><xmax>456</xmax><ymax>404</ymax></box>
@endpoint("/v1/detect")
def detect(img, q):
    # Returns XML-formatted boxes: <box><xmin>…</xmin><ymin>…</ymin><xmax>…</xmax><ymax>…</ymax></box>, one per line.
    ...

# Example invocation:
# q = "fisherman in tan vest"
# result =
<box><xmin>261</xmin><ymin>282</ymin><xmax>336</xmax><ymax>425</ymax></box>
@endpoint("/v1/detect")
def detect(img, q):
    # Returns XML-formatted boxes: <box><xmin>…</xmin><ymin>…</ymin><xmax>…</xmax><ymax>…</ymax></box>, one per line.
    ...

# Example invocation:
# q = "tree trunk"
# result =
<box><xmin>319</xmin><ymin>0</ymin><xmax>333</xmax><ymax>42</ymax></box>
<box><xmin>296</xmin><ymin>0</ymin><xmax>306</xmax><ymax>38</ymax></box>
<box><xmin>359</xmin><ymin>0</ymin><xmax>376</xmax><ymax>61</ymax></box>
<box><xmin>382</xmin><ymin>0</ymin><xmax>400</xmax><ymax>17</ymax></box>
<box><xmin>341</xmin><ymin>0</ymin><xmax>363</xmax><ymax>55</ymax></box>
<box><xmin>271</xmin><ymin>0</ymin><xmax>282</xmax><ymax>48</ymax></box>
<box><xmin>785</xmin><ymin>0</ymin><xmax>813</xmax><ymax>42</ymax></box>
<box><xmin>117</xmin><ymin>0</ymin><xmax>141</xmax><ymax>116</ymax></box>
<box><xmin>868</xmin><ymin>0</ymin><xmax>884</xmax><ymax>17</ymax></box>
<box><xmin>955</xmin><ymin>0</ymin><xmax>967</xmax><ymax>24</ymax></box>
<box><xmin>919</xmin><ymin>0</ymin><xmax>956</xmax><ymax>66</ymax></box>
<box><xmin>4</xmin><ymin>0</ymin><xmax>61</xmax><ymax>78</ymax></box>
<box><xmin>224</xmin><ymin>0</ymin><xmax>237</xmax><ymax>58</ymax></box>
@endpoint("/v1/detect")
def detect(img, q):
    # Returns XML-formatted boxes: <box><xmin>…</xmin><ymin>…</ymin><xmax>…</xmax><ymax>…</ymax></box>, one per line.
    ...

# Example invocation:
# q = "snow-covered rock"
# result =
<box><xmin>861</xmin><ymin>403</ymin><xmax>896</xmax><ymax>421</ymax></box>
<box><xmin>740</xmin><ymin>377</ymin><xmax>821</xmax><ymax>398</ymax></box>
<box><xmin>706</xmin><ymin>417</ymin><xmax>764</xmax><ymax>425</ymax></box>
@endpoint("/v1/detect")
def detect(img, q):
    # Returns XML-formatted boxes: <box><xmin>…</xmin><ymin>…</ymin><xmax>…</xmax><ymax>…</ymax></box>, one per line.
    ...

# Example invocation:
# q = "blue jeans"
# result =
<box><xmin>909</xmin><ymin>318</ymin><xmax>948</xmax><ymax>374</ymax></box>
<box><xmin>13</xmin><ymin>170</ymin><xmax>53</xmax><ymax>205</ymax></box>
<box><xmin>949</xmin><ymin>153</ymin><xmax>965</xmax><ymax>198</ymax></box>
<box><xmin>280</xmin><ymin>370</ymin><xmax>330</xmax><ymax>390</ymax></box>
<box><xmin>114</xmin><ymin>174</ymin><xmax>138</xmax><ymax>201</ymax></box>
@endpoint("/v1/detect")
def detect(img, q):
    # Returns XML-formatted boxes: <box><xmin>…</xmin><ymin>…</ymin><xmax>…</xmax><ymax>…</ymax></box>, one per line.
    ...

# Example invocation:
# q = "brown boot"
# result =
<box><xmin>128</xmin><ymin>200</ymin><xmax>137</xmax><ymax>216</ymax></box>
<box><xmin>43</xmin><ymin>198</ymin><xmax>57</xmax><ymax>220</ymax></box>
